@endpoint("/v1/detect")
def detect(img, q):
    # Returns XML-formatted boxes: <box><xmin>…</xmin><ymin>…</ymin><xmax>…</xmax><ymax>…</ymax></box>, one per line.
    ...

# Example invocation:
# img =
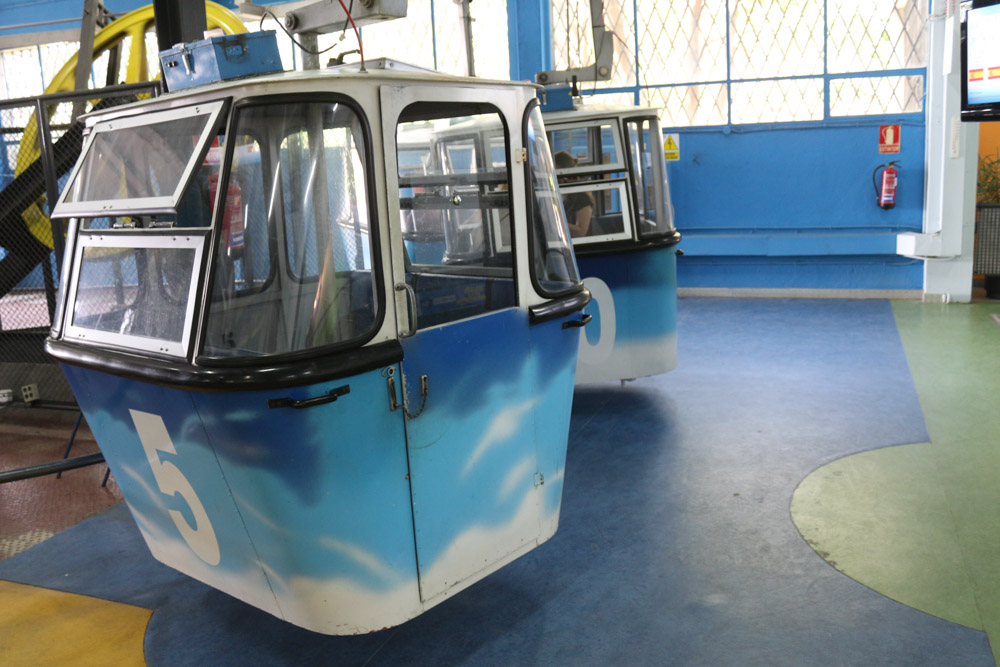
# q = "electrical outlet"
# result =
<box><xmin>21</xmin><ymin>383</ymin><xmax>39</xmax><ymax>403</ymax></box>
<box><xmin>0</xmin><ymin>389</ymin><xmax>12</xmax><ymax>405</ymax></box>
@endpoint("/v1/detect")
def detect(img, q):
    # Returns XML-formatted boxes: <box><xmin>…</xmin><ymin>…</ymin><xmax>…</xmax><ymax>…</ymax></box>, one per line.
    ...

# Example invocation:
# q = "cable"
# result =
<box><xmin>339</xmin><ymin>0</ymin><xmax>355</xmax><ymax>40</ymax></box>
<box><xmin>259</xmin><ymin>3</ymin><xmax>365</xmax><ymax>69</ymax></box>
<box><xmin>259</xmin><ymin>10</ymin><xmax>341</xmax><ymax>57</ymax></box>
<box><xmin>336</xmin><ymin>0</ymin><xmax>365</xmax><ymax>69</ymax></box>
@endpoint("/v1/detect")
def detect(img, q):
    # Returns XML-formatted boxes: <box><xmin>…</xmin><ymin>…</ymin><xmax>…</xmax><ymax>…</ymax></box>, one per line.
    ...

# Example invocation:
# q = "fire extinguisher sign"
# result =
<box><xmin>879</xmin><ymin>125</ymin><xmax>901</xmax><ymax>154</ymax></box>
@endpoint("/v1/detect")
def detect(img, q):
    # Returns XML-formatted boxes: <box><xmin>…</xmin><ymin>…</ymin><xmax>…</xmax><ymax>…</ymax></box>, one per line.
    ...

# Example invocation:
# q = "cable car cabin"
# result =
<box><xmin>45</xmin><ymin>63</ymin><xmax>590</xmax><ymax>635</ymax></box>
<box><xmin>543</xmin><ymin>105</ymin><xmax>681</xmax><ymax>384</ymax></box>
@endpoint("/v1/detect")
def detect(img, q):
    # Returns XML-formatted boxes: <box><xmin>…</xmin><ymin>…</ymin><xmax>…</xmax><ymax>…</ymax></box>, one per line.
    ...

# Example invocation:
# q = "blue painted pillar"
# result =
<box><xmin>508</xmin><ymin>0</ymin><xmax>551</xmax><ymax>81</ymax></box>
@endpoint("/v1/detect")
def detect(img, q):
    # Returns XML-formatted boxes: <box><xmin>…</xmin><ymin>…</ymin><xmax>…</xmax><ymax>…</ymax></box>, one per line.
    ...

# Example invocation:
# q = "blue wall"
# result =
<box><xmin>667</xmin><ymin>121</ymin><xmax>925</xmax><ymax>289</ymax></box>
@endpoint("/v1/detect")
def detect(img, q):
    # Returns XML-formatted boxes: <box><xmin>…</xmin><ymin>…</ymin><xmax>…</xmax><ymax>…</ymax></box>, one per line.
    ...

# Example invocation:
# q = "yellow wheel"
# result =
<box><xmin>16</xmin><ymin>2</ymin><xmax>246</xmax><ymax>249</ymax></box>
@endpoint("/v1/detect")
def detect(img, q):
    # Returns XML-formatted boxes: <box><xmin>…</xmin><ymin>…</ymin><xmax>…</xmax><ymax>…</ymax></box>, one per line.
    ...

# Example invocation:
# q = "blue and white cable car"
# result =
<box><xmin>544</xmin><ymin>104</ymin><xmax>681</xmax><ymax>385</ymax></box>
<box><xmin>45</xmin><ymin>59</ymin><xmax>590</xmax><ymax>634</ymax></box>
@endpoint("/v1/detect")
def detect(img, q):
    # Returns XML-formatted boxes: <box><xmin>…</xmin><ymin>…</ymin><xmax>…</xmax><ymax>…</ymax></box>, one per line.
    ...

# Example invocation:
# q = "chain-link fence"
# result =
<box><xmin>0</xmin><ymin>82</ymin><xmax>159</xmax><ymax>405</ymax></box>
<box><xmin>552</xmin><ymin>0</ymin><xmax>927</xmax><ymax>127</ymax></box>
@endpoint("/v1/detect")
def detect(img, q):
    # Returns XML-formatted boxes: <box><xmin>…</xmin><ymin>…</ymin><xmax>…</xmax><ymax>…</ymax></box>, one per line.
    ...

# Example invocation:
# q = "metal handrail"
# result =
<box><xmin>0</xmin><ymin>451</ymin><xmax>105</xmax><ymax>484</ymax></box>
<box><xmin>0</xmin><ymin>80</ymin><xmax>160</xmax><ymax>113</ymax></box>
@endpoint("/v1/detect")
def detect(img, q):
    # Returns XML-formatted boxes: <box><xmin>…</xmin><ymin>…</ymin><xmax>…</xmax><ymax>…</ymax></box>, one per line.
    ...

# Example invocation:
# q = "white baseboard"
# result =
<box><xmin>677</xmin><ymin>287</ymin><xmax>924</xmax><ymax>300</ymax></box>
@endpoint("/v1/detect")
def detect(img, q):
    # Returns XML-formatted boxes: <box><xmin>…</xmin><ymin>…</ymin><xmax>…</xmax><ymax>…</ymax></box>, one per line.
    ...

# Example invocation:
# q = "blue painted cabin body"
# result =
<box><xmin>543</xmin><ymin>104</ymin><xmax>681</xmax><ymax>383</ymax></box>
<box><xmin>46</xmin><ymin>62</ymin><xmax>589</xmax><ymax>634</ymax></box>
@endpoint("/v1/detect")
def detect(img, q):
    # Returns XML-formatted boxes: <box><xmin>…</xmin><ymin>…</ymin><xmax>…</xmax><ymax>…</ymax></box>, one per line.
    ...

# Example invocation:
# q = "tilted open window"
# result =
<box><xmin>53</xmin><ymin>101</ymin><xmax>226</xmax><ymax>219</ymax></box>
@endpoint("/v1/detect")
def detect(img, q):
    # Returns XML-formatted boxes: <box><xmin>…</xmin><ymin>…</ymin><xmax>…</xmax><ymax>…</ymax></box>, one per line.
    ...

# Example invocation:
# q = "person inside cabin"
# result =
<box><xmin>554</xmin><ymin>150</ymin><xmax>594</xmax><ymax>238</ymax></box>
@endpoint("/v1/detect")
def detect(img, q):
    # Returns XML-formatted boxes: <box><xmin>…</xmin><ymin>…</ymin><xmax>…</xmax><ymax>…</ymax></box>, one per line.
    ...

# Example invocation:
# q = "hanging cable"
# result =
<box><xmin>339</xmin><ymin>0</ymin><xmax>355</xmax><ymax>41</ymax></box>
<box><xmin>336</xmin><ymin>0</ymin><xmax>365</xmax><ymax>70</ymax></box>
<box><xmin>258</xmin><ymin>2</ymin><xmax>364</xmax><ymax>70</ymax></box>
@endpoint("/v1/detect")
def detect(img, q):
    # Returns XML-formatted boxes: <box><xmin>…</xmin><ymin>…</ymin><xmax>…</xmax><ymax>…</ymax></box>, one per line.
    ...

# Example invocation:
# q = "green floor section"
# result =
<box><xmin>792</xmin><ymin>302</ymin><xmax>1000</xmax><ymax>661</ymax></box>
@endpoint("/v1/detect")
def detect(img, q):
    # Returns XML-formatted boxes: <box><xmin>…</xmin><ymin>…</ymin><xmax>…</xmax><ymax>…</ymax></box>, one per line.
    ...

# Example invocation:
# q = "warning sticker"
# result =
<box><xmin>879</xmin><ymin>124</ymin><xmax>900</xmax><ymax>154</ymax></box>
<box><xmin>664</xmin><ymin>133</ymin><xmax>680</xmax><ymax>161</ymax></box>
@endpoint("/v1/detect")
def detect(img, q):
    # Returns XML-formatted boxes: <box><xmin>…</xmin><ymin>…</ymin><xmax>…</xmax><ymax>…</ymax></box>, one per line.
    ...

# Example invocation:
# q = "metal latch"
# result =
<box><xmin>384</xmin><ymin>367</ymin><xmax>400</xmax><ymax>411</ymax></box>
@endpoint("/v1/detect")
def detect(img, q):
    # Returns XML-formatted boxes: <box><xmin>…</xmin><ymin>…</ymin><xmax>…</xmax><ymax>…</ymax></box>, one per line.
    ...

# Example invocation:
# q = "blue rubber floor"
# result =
<box><xmin>1</xmin><ymin>298</ymin><xmax>992</xmax><ymax>665</ymax></box>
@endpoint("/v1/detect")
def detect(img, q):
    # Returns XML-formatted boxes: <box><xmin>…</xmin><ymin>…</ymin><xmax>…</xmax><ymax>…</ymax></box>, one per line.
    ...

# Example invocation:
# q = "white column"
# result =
<box><xmin>897</xmin><ymin>0</ymin><xmax>979</xmax><ymax>303</ymax></box>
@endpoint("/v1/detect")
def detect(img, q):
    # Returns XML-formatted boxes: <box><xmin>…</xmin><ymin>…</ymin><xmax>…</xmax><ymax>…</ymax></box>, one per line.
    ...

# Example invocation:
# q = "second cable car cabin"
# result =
<box><xmin>544</xmin><ymin>104</ymin><xmax>681</xmax><ymax>384</ymax></box>
<box><xmin>45</xmin><ymin>60</ymin><xmax>589</xmax><ymax>634</ymax></box>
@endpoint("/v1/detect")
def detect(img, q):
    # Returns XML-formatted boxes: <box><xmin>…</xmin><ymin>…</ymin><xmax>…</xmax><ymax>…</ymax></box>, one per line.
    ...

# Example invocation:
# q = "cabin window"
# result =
<box><xmin>64</xmin><ymin>234</ymin><xmax>203</xmax><ymax>357</ymax></box>
<box><xmin>524</xmin><ymin>105</ymin><xmax>580</xmax><ymax>296</ymax></box>
<box><xmin>56</xmin><ymin>101</ymin><xmax>226</xmax><ymax>219</ymax></box>
<box><xmin>395</xmin><ymin>103</ymin><xmax>515</xmax><ymax>330</ymax></box>
<box><xmin>548</xmin><ymin>122</ymin><xmax>622</xmax><ymax>173</ymax></box>
<box><xmin>626</xmin><ymin>117</ymin><xmax>676</xmax><ymax>238</ymax></box>
<box><xmin>52</xmin><ymin>103</ymin><xmax>227</xmax><ymax>357</ymax></box>
<box><xmin>203</xmin><ymin>99</ymin><xmax>377</xmax><ymax>358</ymax></box>
<box><xmin>549</xmin><ymin>120</ymin><xmax>633</xmax><ymax>245</ymax></box>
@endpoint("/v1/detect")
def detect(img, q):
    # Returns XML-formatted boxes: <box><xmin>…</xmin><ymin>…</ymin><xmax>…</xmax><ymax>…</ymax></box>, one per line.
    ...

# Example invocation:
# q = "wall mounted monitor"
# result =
<box><xmin>961</xmin><ymin>0</ymin><xmax>1000</xmax><ymax>121</ymax></box>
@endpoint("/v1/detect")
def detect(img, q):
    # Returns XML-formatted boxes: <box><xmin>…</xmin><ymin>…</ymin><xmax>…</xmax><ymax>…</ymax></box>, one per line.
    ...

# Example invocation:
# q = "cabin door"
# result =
<box><xmin>381</xmin><ymin>85</ymin><xmax>544</xmax><ymax>603</ymax></box>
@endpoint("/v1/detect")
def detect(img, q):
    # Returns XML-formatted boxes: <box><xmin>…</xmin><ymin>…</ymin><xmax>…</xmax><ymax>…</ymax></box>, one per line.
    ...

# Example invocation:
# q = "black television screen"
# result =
<box><xmin>962</xmin><ymin>0</ymin><xmax>1000</xmax><ymax>121</ymax></box>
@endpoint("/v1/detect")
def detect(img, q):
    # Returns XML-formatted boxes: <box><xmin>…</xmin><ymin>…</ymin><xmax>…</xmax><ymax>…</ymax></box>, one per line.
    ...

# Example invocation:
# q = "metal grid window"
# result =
<box><xmin>551</xmin><ymin>0</ymin><xmax>927</xmax><ymax>127</ymax></box>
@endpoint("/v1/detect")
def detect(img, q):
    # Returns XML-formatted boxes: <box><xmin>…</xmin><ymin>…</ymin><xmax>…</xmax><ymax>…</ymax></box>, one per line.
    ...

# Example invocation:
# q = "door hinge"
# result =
<box><xmin>534</xmin><ymin>472</ymin><xmax>544</xmax><ymax>487</ymax></box>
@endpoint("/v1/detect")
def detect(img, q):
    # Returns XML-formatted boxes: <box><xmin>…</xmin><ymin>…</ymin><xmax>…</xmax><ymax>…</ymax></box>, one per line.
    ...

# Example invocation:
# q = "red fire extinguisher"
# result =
<box><xmin>873</xmin><ymin>161</ymin><xmax>899</xmax><ymax>210</ymax></box>
<box><xmin>208</xmin><ymin>172</ymin><xmax>245</xmax><ymax>258</ymax></box>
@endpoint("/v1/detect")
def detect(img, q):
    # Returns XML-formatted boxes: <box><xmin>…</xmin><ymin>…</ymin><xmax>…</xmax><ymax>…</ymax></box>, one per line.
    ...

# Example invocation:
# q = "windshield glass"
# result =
<box><xmin>203</xmin><ymin>99</ymin><xmax>378</xmax><ymax>358</ymax></box>
<box><xmin>627</xmin><ymin>117</ymin><xmax>676</xmax><ymax>237</ymax></box>
<box><xmin>525</xmin><ymin>106</ymin><xmax>580</xmax><ymax>295</ymax></box>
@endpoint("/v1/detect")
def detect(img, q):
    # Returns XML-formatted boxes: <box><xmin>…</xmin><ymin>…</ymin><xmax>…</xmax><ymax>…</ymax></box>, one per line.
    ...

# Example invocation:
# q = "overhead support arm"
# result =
<box><xmin>238</xmin><ymin>0</ymin><xmax>407</xmax><ymax>35</ymax></box>
<box><xmin>535</xmin><ymin>0</ymin><xmax>613</xmax><ymax>85</ymax></box>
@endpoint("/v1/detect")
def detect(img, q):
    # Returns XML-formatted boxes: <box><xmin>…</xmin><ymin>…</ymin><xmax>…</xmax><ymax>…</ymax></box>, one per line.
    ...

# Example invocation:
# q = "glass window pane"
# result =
<box><xmin>216</xmin><ymin>139</ymin><xmax>272</xmax><ymax>292</ymax></box>
<box><xmin>204</xmin><ymin>101</ymin><xmax>377</xmax><ymax>357</ymax></box>
<box><xmin>627</xmin><ymin>118</ymin><xmax>675</xmax><ymax>237</ymax></box>
<box><xmin>72</xmin><ymin>245</ymin><xmax>194</xmax><ymax>345</ymax></box>
<box><xmin>548</xmin><ymin>123</ymin><xmax>622</xmax><ymax>170</ymax></box>
<box><xmin>79</xmin><ymin>138</ymin><xmax>225</xmax><ymax>231</ymax></box>
<box><xmin>558</xmin><ymin>181</ymin><xmax>632</xmax><ymax>242</ymax></box>
<box><xmin>396</xmin><ymin>106</ymin><xmax>514</xmax><ymax>330</ymax></box>
<box><xmin>67</xmin><ymin>112</ymin><xmax>214</xmax><ymax>203</ymax></box>
<box><xmin>525</xmin><ymin>106</ymin><xmax>580</xmax><ymax>295</ymax></box>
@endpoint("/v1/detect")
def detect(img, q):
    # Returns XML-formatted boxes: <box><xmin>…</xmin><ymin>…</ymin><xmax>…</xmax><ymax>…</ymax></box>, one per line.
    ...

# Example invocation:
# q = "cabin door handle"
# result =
<box><xmin>268</xmin><ymin>384</ymin><xmax>350</xmax><ymax>409</ymax></box>
<box><xmin>396</xmin><ymin>283</ymin><xmax>417</xmax><ymax>337</ymax></box>
<box><xmin>562</xmin><ymin>314</ymin><xmax>592</xmax><ymax>329</ymax></box>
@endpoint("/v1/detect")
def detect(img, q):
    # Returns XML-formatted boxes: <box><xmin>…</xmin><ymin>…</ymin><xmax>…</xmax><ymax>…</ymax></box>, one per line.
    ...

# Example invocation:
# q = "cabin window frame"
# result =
<box><xmin>62</xmin><ymin>230</ymin><xmax>205</xmax><ymax>358</ymax></box>
<box><xmin>522</xmin><ymin>100</ymin><xmax>583</xmax><ymax>299</ymax></box>
<box><xmin>53</xmin><ymin>100</ymin><xmax>228</xmax><ymax>220</ymax></box>
<box><xmin>197</xmin><ymin>93</ymin><xmax>386</xmax><ymax>365</ymax></box>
